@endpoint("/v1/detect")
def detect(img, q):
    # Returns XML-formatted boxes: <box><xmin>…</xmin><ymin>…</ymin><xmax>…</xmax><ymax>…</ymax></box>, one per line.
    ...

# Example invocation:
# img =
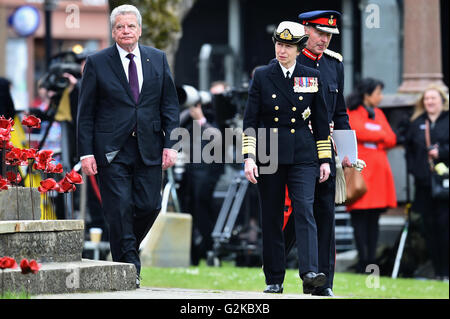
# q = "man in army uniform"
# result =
<box><xmin>243</xmin><ymin>21</ymin><xmax>332</xmax><ymax>294</ymax></box>
<box><xmin>283</xmin><ymin>10</ymin><xmax>352</xmax><ymax>297</ymax></box>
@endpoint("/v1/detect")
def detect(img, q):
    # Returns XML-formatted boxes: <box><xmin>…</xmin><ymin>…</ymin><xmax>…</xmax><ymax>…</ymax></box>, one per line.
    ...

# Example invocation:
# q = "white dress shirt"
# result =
<box><xmin>115</xmin><ymin>43</ymin><xmax>143</xmax><ymax>93</ymax></box>
<box><xmin>279</xmin><ymin>61</ymin><xmax>296</xmax><ymax>79</ymax></box>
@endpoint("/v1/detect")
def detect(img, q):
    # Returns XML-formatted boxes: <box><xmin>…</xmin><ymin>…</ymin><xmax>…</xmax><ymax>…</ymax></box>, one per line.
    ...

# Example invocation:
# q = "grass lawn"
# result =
<box><xmin>141</xmin><ymin>262</ymin><xmax>449</xmax><ymax>299</ymax></box>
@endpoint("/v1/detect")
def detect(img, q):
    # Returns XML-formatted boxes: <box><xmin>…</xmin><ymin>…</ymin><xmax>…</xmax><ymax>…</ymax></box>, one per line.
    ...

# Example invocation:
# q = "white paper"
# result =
<box><xmin>332</xmin><ymin>130</ymin><xmax>358</xmax><ymax>164</ymax></box>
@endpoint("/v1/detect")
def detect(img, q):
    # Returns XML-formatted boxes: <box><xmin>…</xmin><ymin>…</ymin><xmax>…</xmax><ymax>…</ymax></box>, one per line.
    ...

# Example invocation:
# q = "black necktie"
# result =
<box><xmin>126</xmin><ymin>53</ymin><xmax>139</xmax><ymax>103</ymax></box>
<box><xmin>285</xmin><ymin>71</ymin><xmax>290</xmax><ymax>79</ymax></box>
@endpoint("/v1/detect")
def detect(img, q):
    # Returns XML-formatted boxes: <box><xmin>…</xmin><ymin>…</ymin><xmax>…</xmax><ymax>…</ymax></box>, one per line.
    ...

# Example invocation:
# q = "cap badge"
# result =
<box><xmin>280</xmin><ymin>29</ymin><xmax>293</xmax><ymax>41</ymax></box>
<box><xmin>328</xmin><ymin>15</ymin><xmax>334</xmax><ymax>25</ymax></box>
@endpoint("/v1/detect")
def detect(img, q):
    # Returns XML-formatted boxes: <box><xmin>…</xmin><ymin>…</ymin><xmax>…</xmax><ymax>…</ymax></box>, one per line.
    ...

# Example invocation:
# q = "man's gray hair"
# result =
<box><xmin>110</xmin><ymin>4</ymin><xmax>142</xmax><ymax>28</ymax></box>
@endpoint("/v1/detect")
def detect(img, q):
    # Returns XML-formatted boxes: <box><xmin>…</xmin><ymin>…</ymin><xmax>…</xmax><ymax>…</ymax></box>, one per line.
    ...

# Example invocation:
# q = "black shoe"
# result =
<box><xmin>302</xmin><ymin>282</ymin><xmax>315</xmax><ymax>294</ymax></box>
<box><xmin>136</xmin><ymin>275</ymin><xmax>141</xmax><ymax>288</ymax></box>
<box><xmin>312</xmin><ymin>288</ymin><xmax>335</xmax><ymax>297</ymax></box>
<box><xmin>301</xmin><ymin>272</ymin><xmax>327</xmax><ymax>291</ymax></box>
<box><xmin>263</xmin><ymin>284</ymin><xmax>283</xmax><ymax>293</ymax></box>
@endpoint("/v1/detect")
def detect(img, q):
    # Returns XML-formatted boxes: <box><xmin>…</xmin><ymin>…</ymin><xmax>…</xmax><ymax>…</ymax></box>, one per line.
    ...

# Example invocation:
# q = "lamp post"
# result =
<box><xmin>44</xmin><ymin>0</ymin><xmax>57</xmax><ymax>70</ymax></box>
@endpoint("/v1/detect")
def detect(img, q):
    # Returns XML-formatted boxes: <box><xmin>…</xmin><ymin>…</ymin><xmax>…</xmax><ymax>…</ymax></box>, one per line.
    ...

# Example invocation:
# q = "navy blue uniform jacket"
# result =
<box><xmin>243</xmin><ymin>61</ymin><xmax>331</xmax><ymax>166</ymax></box>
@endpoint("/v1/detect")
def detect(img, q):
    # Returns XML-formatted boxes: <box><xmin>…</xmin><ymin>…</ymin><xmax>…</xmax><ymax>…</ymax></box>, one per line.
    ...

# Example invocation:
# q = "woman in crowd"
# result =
<box><xmin>404</xmin><ymin>85</ymin><xmax>449</xmax><ymax>280</ymax></box>
<box><xmin>346</xmin><ymin>78</ymin><xmax>397</xmax><ymax>273</ymax></box>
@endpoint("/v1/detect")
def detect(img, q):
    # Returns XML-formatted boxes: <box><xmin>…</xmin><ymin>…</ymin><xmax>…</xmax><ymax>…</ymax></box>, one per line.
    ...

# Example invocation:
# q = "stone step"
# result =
<box><xmin>0</xmin><ymin>220</ymin><xmax>84</xmax><ymax>263</ymax></box>
<box><xmin>0</xmin><ymin>259</ymin><xmax>136</xmax><ymax>295</ymax></box>
<box><xmin>0</xmin><ymin>187</ymin><xmax>41</xmax><ymax>221</ymax></box>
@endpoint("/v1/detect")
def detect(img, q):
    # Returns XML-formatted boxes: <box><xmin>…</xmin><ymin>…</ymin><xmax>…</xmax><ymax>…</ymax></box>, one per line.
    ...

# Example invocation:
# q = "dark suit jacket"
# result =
<box><xmin>243</xmin><ymin>62</ymin><xmax>331</xmax><ymax>165</ymax></box>
<box><xmin>77</xmin><ymin>44</ymin><xmax>179</xmax><ymax>166</ymax></box>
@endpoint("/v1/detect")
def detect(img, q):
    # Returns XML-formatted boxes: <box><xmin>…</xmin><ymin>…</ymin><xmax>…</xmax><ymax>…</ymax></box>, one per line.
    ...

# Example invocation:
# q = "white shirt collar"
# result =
<box><xmin>116</xmin><ymin>43</ymin><xmax>140</xmax><ymax>61</ymax></box>
<box><xmin>279</xmin><ymin>61</ymin><xmax>296</xmax><ymax>78</ymax></box>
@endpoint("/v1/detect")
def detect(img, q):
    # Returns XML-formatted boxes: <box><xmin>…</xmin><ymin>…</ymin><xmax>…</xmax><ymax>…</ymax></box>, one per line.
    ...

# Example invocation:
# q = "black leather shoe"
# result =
<box><xmin>301</xmin><ymin>272</ymin><xmax>327</xmax><ymax>290</ymax></box>
<box><xmin>302</xmin><ymin>282</ymin><xmax>315</xmax><ymax>294</ymax></box>
<box><xmin>263</xmin><ymin>284</ymin><xmax>283</xmax><ymax>293</ymax></box>
<box><xmin>136</xmin><ymin>275</ymin><xmax>141</xmax><ymax>289</ymax></box>
<box><xmin>312</xmin><ymin>288</ymin><xmax>335</xmax><ymax>297</ymax></box>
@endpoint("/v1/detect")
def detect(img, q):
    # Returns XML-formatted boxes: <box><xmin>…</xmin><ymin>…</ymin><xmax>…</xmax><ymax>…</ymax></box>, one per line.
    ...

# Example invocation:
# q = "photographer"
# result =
<box><xmin>178</xmin><ymin>82</ymin><xmax>226</xmax><ymax>266</ymax></box>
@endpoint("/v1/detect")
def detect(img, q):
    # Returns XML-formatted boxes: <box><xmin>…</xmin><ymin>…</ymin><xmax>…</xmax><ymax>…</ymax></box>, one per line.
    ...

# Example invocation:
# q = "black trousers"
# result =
<box><xmin>284</xmin><ymin>175</ymin><xmax>336</xmax><ymax>289</ymax></box>
<box><xmin>349</xmin><ymin>209</ymin><xmax>383</xmax><ymax>273</ymax></box>
<box><xmin>183</xmin><ymin>163</ymin><xmax>223</xmax><ymax>265</ymax></box>
<box><xmin>413</xmin><ymin>183</ymin><xmax>449</xmax><ymax>277</ymax></box>
<box><xmin>258</xmin><ymin>163</ymin><xmax>318</xmax><ymax>284</ymax></box>
<box><xmin>97</xmin><ymin>135</ymin><xmax>162</xmax><ymax>275</ymax></box>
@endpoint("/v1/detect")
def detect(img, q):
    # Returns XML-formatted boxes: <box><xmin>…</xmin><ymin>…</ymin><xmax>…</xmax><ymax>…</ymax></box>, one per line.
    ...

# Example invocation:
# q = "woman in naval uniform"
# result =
<box><xmin>242</xmin><ymin>21</ymin><xmax>332</xmax><ymax>294</ymax></box>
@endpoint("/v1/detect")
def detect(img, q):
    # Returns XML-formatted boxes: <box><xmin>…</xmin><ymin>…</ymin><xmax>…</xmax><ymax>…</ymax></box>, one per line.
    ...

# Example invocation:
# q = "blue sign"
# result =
<box><xmin>9</xmin><ymin>6</ymin><xmax>40</xmax><ymax>37</ymax></box>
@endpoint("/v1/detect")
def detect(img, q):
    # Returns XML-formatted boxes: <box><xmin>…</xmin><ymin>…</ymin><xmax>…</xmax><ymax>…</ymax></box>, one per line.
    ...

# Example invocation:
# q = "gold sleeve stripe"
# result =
<box><xmin>242</xmin><ymin>134</ymin><xmax>256</xmax><ymax>140</ymax></box>
<box><xmin>318</xmin><ymin>150</ymin><xmax>332</xmax><ymax>159</ymax></box>
<box><xmin>242</xmin><ymin>140</ymin><xmax>256</xmax><ymax>145</ymax></box>
<box><xmin>242</xmin><ymin>146</ymin><xmax>256</xmax><ymax>155</ymax></box>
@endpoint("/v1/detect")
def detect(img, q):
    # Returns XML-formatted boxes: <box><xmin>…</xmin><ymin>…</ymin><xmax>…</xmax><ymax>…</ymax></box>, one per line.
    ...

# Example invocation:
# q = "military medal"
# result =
<box><xmin>293</xmin><ymin>77</ymin><xmax>318</xmax><ymax>93</ymax></box>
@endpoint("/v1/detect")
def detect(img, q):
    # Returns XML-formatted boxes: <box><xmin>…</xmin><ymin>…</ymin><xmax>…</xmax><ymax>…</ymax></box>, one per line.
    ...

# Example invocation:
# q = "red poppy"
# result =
<box><xmin>65</xmin><ymin>170</ymin><xmax>83</xmax><ymax>184</ymax></box>
<box><xmin>0</xmin><ymin>178</ymin><xmax>9</xmax><ymax>190</ymax></box>
<box><xmin>0</xmin><ymin>256</ymin><xmax>18</xmax><ymax>269</ymax></box>
<box><xmin>22</xmin><ymin>148</ymin><xmax>37</xmax><ymax>160</ymax></box>
<box><xmin>0</xmin><ymin>116</ymin><xmax>14</xmax><ymax>130</ymax></box>
<box><xmin>6</xmin><ymin>171</ymin><xmax>22</xmax><ymax>184</ymax></box>
<box><xmin>52</xmin><ymin>163</ymin><xmax>63</xmax><ymax>174</ymax></box>
<box><xmin>33</xmin><ymin>150</ymin><xmax>54</xmax><ymax>171</ymax></box>
<box><xmin>20</xmin><ymin>258</ymin><xmax>41</xmax><ymax>274</ymax></box>
<box><xmin>35</xmin><ymin>150</ymin><xmax>53</xmax><ymax>163</ymax></box>
<box><xmin>58</xmin><ymin>177</ymin><xmax>76</xmax><ymax>193</ymax></box>
<box><xmin>21</xmin><ymin>115</ymin><xmax>41</xmax><ymax>129</ymax></box>
<box><xmin>38</xmin><ymin>178</ymin><xmax>58</xmax><ymax>193</ymax></box>
<box><xmin>0</xmin><ymin>128</ymin><xmax>11</xmax><ymax>142</ymax></box>
<box><xmin>5</xmin><ymin>147</ymin><xmax>28</xmax><ymax>166</ymax></box>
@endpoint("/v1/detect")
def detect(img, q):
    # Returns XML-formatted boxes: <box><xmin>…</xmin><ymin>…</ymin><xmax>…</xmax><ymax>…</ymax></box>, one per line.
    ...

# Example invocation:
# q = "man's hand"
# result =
<box><xmin>244</xmin><ymin>158</ymin><xmax>259</xmax><ymax>184</ymax></box>
<box><xmin>341</xmin><ymin>156</ymin><xmax>352</xmax><ymax>168</ymax></box>
<box><xmin>319</xmin><ymin>162</ymin><xmax>331</xmax><ymax>183</ymax></box>
<box><xmin>162</xmin><ymin>148</ymin><xmax>177</xmax><ymax>170</ymax></box>
<box><xmin>81</xmin><ymin>156</ymin><xmax>98</xmax><ymax>176</ymax></box>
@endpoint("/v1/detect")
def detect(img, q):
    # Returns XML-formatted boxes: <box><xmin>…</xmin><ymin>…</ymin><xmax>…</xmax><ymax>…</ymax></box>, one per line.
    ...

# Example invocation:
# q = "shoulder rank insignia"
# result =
<box><xmin>293</xmin><ymin>77</ymin><xmax>318</xmax><ymax>93</ymax></box>
<box><xmin>324</xmin><ymin>49</ymin><xmax>343</xmax><ymax>62</ymax></box>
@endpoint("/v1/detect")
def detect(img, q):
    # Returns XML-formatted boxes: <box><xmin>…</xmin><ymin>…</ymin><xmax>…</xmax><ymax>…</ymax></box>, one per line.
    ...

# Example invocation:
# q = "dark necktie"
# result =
<box><xmin>285</xmin><ymin>71</ymin><xmax>290</xmax><ymax>79</ymax></box>
<box><xmin>126</xmin><ymin>53</ymin><xmax>139</xmax><ymax>103</ymax></box>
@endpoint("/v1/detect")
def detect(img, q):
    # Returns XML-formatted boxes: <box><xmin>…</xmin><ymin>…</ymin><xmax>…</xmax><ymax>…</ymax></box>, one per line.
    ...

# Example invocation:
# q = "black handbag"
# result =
<box><xmin>425</xmin><ymin>120</ymin><xmax>449</xmax><ymax>200</ymax></box>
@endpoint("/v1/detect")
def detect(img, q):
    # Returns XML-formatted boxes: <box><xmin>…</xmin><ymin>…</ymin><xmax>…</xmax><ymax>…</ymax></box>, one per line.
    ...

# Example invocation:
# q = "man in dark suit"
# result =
<box><xmin>77</xmin><ymin>4</ymin><xmax>179</xmax><ymax>288</ymax></box>
<box><xmin>283</xmin><ymin>11</ymin><xmax>352</xmax><ymax>297</ymax></box>
<box><xmin>243</xmin><ymin>21</ymin><xmax>332</xmax><ymax>294</ymax></box>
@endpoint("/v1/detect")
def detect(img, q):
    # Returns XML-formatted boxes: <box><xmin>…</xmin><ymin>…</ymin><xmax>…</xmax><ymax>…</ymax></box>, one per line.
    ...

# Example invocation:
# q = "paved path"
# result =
<box><xmin>34</xmin><ymin>286</ymin><xmax>331</xmax><ymax>299</ymax></box>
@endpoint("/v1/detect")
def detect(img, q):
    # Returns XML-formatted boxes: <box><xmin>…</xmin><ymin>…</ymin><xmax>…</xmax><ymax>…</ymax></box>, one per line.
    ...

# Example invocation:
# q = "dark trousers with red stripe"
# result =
<box><xmin>284</xmin><ymin>175</ymin><xmax>336</xmax><ymax>290</ymax></box>
<box><xmin>258</xmin><ymin>163</ymin><xmax>319</xmax><ymax>285</ymax></box>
